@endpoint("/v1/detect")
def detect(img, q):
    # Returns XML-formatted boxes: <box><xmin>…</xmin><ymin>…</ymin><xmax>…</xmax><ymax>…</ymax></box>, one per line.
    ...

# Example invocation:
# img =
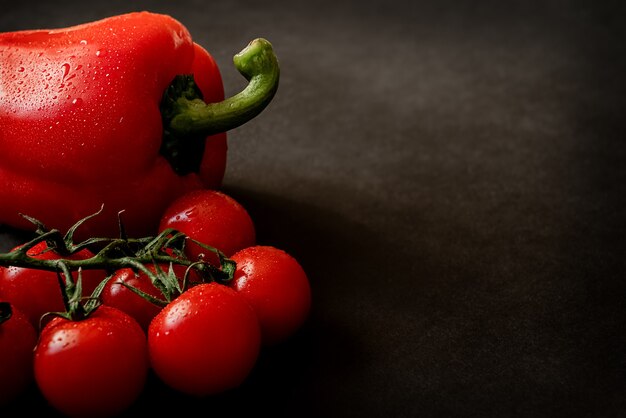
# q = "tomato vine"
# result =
<box><xmin>0</xmin><ymin>206</ymin><xmax>236</xmax><ymax>315</ymax></box>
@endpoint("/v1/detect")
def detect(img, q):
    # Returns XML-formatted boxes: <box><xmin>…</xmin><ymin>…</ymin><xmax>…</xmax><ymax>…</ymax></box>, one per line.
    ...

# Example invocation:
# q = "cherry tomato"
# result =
<box><xmin>158</xmin><ymin>189</ymin><xmax>256</xmax><ymax>265</ymax></box>
<box><xmin>231</xmin><ymin>246</ymin><xmax>311</xmax><ymax>346</ymax></box>
<box><xmin>34</xmin><ymin>305</ymin><xmax>148</xmax><ymax>418</ymax></box>
<box><xmin>101</xmin><ymin>263</ymin><xmax>190</xmax><ymax>331</ymax></box>
<box><xmin>148</xmin><ymin>282</ymin><xmax>261</xmax><ymax>396</ymax></box>
<box><xmin>0</xmin><ymin>302</ymin><xmax>37</xmax><ymax>405</ymax></box>
<box><xmin>0</xmin><ymin>241</ymin><xmax>105</xmax><ymax>327</ymax></box>
<box><xmin>100</xmin><ymin>267</ymin><xmax>165</xmax><ymax>331</ymax></box>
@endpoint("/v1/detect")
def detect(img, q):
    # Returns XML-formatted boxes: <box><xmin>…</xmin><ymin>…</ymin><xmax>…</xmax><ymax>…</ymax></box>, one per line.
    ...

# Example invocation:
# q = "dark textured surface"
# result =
<box><xmin>2</xmin><ymin>1</ymin><xmax>626</xmax><ymax>417</ymax></box>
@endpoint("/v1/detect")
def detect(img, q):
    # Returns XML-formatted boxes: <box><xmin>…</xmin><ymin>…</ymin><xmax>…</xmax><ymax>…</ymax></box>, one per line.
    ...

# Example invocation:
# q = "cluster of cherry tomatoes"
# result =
<box><xmin>0</xmin><ymin>190</ymin><xmax>312</xmax><ymax>417</ymax></box>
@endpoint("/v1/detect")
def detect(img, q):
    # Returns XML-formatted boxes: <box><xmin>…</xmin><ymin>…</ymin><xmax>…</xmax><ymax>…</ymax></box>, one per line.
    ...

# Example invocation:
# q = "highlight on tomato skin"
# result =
<box><xmin>230</xmin><ymin>245</ymin><xmax>312</xmax><ymax>346</ymax></box>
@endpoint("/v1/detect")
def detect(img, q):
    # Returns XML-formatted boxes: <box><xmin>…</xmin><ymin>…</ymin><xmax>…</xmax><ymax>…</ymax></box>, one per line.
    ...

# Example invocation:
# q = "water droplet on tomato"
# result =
<box><xmin>72</xmin><ymin>98</ymin><xmax>83</xmax><ymax>106</ymax></box>
<box><xmin>17</xmin><ymin>67</ymin><xmax>24</xmax><ymax>72</ymax></box>
<box><xmin>80</xmin><ymin>40</ymin><xmax>88</xmax><ymax>45</ymax></box>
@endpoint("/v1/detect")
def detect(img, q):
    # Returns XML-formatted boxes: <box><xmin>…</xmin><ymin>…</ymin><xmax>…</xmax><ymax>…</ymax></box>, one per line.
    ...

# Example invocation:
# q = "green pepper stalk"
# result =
<box><xmin>161</xmin><ymin>38</ymin><xmax>280</xmax><ymax>175</ymax></box>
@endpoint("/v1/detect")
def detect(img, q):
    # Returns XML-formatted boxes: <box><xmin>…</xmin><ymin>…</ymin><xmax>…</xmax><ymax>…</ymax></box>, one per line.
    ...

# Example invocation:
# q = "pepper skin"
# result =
<box><xmin>0</xmin><ymin>12</ymin><xmax>278</xmax><ymax>239</ymax></box>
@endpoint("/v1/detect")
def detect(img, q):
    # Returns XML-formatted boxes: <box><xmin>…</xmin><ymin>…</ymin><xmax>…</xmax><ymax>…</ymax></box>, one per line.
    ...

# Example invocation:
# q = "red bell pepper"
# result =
<box><xmin>0</xmin><ymin>12</ymin><xmax>279</xmax><ymax>238</ymax></box>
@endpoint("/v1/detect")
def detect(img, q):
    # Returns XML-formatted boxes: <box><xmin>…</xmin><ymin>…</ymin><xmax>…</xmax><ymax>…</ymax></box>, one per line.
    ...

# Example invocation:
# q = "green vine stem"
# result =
<box><xmin>0</xmin><ymin>209</ymin><xmax>236</xmax><ymax>321</ymax></box>
<box><xmin>0</xmin><ymin>228</ymin><xmax>232</xmax><ymax>280</ymax></box>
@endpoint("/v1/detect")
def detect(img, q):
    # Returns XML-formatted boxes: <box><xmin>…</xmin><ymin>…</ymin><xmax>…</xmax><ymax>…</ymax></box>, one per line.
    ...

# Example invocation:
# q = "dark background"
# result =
<box><xmin>2</xmin><ymin>1</ymin><xmax>626</xmax><ymax>417</ymax></box>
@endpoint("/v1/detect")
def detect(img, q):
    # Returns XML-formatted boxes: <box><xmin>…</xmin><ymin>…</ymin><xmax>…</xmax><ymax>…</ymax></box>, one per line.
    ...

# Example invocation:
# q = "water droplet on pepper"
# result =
<box><xmin>61</xmin><ymin>63</ymin><xmax>70</xmax><ymax>78</ymax></box>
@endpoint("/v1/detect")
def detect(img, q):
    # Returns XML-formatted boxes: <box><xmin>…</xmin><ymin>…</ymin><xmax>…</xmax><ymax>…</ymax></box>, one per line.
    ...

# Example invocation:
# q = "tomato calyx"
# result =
<box><xmin>42</xmin><ymin>266</ymin><xmax>107</xmax><ymax>324</ymax></box>
<box><xmin>0</xmin><ymin>207</ymin><xmax>237</xmax><ymax>322</ymax></box>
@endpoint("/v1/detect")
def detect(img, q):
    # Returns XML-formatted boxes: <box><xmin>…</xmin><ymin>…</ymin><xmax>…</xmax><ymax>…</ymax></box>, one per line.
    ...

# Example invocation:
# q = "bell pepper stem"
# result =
<box><xmin>160</xmin><ymin>38</ymin><xmax>279</xmax><ymax>175</ymax></box>
<box><xmin>172</xmin><ymin>38</ymin><xmax>279</xmax><ymax>136</ymax></box>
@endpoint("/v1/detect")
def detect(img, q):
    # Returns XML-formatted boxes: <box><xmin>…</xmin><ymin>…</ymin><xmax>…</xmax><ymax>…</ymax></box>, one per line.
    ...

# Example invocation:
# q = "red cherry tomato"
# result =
<box><xmin>0</xmin><ymin>241</ymin><xmax>105</xmax><ymax>327</ymax></box>
<box><xmin>100</xmin><ymin>267</ymin><xmax>165</xmax><ymax>331</ymax></box>
<box><xmin>158</xmin><ymin>190</ymin><xmax>256</xmax><ymax>265</ymax></box>
<box><xmin>230</xmin><ymin>246</ymin><xmax>311</xmax><ymax>346</ymax></box>
<box><xmin>148</xmin><ymin>282</ymin><xmax>261</xmax><ymax>396</ymax></box>
<box><xmin>0</xmin><ymin>302</ymin><xmax>37</xmax><ymax>405</ymax></box>
<box><xmin>101</xmin><ymin>263</ymin><xmax>192</xmax><ymax>331</ymax></box>
<box><xmin>34</xmin><ymin>305</ymin><xmax>148</xmax><ymax>418</ymax></box>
